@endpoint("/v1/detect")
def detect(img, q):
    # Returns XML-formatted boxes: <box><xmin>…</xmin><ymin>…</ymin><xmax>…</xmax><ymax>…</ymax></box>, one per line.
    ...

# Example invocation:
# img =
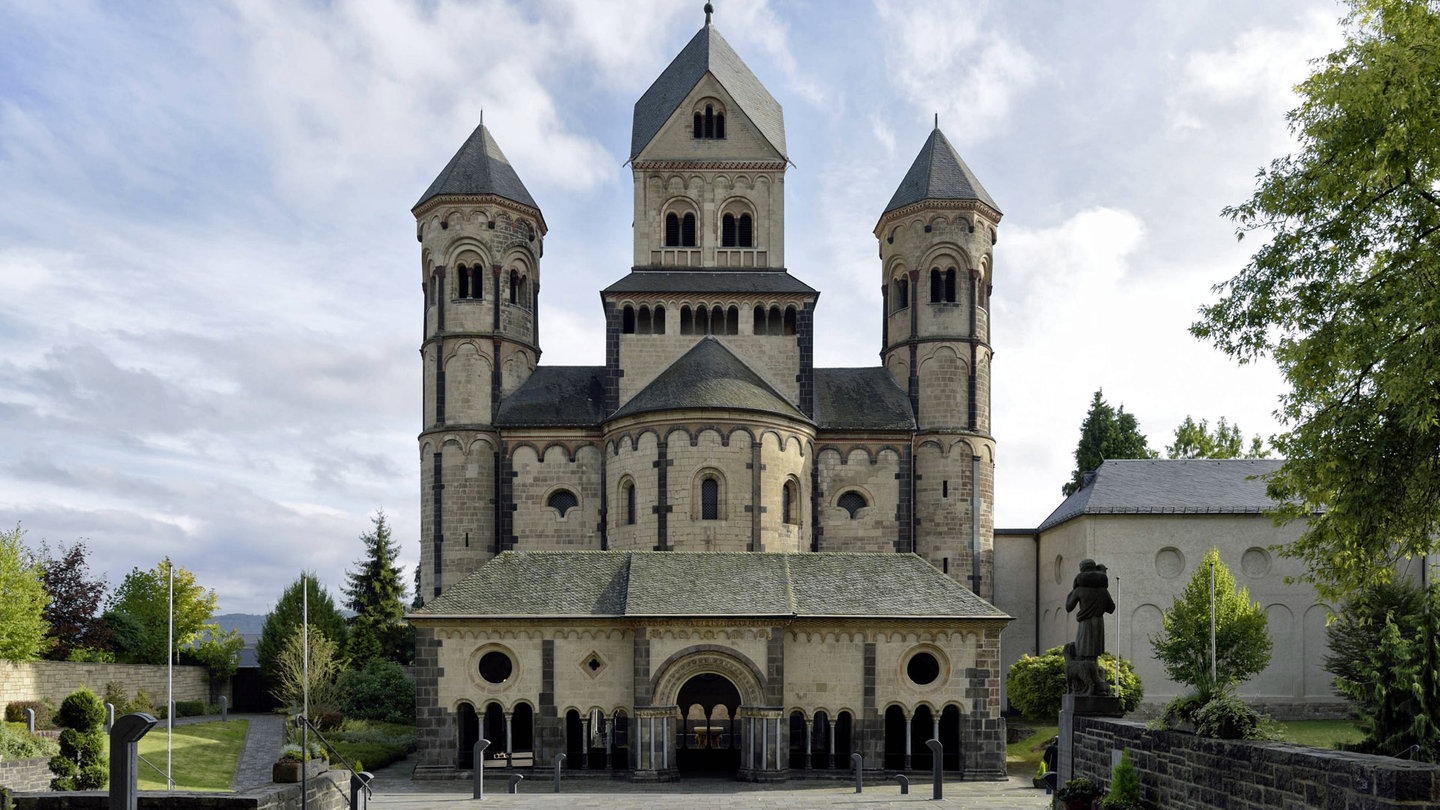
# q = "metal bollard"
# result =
<box><xmin>553</xmin><ymin>752</ymin><xmax>567</xmax><ymax>793</ymax></box>
<box><xmin>894</xmin><ymin>773</ymin><xmax>910</xmax><ymax>794</ymax></box>
<box><xmin>472</xmin><ymin>739</ymin><xmax>491</xmax><ymax>799</ymax></box>
<box><xmin>104</xmin><ymin>703</ymin><xmax>115</xmax><ymax>733</ymax></box>
<box><xmin>508</xmin><ymin>774</ymin><xmax>524</xmax><ymax>794</ymax></box>
<box><xmin>852</xmin><ymin>752</ymin><xmax>864</xmax><ymax>793</ymax></box>
<box><xmin>349</xmin><ymin>770</ymin><xmax>372</xmax><ymax>809</ymax></box>
<box><xmin>926</xmin><ymin>739</ymin><xmax>943</xmax><ymax>800</ymax></box>
<box><xmin>219</xmin><ymin>695</ymin><xmax>228</xmax><ymax>721</ymax></box>
<box><xmin>24</xmin><ymin>708</ymin><xmax>34</xmax><ymax>734</ymax></box>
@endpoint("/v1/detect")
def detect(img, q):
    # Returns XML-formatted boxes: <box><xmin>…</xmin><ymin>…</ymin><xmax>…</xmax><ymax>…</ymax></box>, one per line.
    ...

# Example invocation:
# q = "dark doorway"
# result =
<box><xmin>834</xmin><ymin>711</ymin><xmax>853</xmax><ymax>763</ymax></box>
<box><xmin>940</xmin><ymin>705</ymin><xmax>963</xmax><ymax>772</ymax></box>
<box><xmin>458</xmin><ymin>703</ymin><xmax>479</xmax><ymax>769</ymax></box>
<box><xmin>675</xmin><ymin>673</ymin><xmax>741</xmax><ymax>775</ymax></box>
<box><xmin>883</xmin><ymin>706</ymin><xmax>906</xmax><ymax>770</ymax></box>
<box><xmin>511</xmin><ymin>704</ymin><xmax>535</xmax><ymax>767</ymax></box>
<box><xmin>612</xmin><ymin>711</ymin><xmax>630</xmax><ymax>770</ymax></box>
<box><xmin>911</xmin><ymin>705</ymin><xmax>935</xmax><ymax>771</ymax></box>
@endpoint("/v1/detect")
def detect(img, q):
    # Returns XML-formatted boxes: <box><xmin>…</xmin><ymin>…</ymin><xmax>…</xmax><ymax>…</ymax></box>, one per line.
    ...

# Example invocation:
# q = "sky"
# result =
<box><xmin>0</xmin><ymin>0</ymin><xmax>1349</xmax><ymax>615</ymax></box>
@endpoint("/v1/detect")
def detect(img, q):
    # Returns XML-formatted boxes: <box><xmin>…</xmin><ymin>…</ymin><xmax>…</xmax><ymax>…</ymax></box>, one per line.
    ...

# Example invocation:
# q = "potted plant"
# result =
<box><xmin>272</xmin><ymin>743</ymin><xmax>328</xmax><ymax>783</ymax></box>
<box><xmin>1101</xmin><ymin>749</ymin><xmax>1143</xmax><ymax>809</ymax></box>
<box><xmin>1057</xmin><ymin>775</ymin><xmax>1103</xmax><ymax>809</ymax></box>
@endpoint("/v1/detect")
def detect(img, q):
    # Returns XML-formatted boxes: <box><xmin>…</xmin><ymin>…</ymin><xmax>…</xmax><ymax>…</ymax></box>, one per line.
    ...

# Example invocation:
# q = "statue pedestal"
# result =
<box><xmin>1057</xmin><ymin>694</ymin><xmax>1125</xmax><ymax>787</ymax></box>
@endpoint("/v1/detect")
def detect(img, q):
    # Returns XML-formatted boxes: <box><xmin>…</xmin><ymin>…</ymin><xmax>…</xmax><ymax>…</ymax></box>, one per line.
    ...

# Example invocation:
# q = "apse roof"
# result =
<box><xmin>609</xmin><ymin>336</ymin><xmax>808</xmax><ymax>422</ymax></box>
<box><xmin>411</xmin><ymin>551</ymin><xmax>1009</xmax><ymax>619</ymax></box>
<box><xmin>631</xmin><ymin>21</ymin><xmax>786</xmax><ymax>160</ymax></box>
<box><xmin>414</xmin><ymin>122</ymin><xmax>539</xmax><ymax>213</ymax></box>
<box><xmin>883</xmin><ymin>127</ymin><xmax>999</xmax><ymax>216</ymax></box>
<box><xmin>1037</xmin><ymin>458</ymin><xmax>1287</xmax><ymax>532</ymax></box>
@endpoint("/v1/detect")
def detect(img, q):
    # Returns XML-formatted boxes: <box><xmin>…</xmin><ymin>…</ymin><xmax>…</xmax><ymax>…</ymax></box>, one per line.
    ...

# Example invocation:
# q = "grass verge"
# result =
<box><xmin>1006</xmin><ymin>723</ymin><xmax>1057</xmax><ymax>778</ymax></box>
<box><xmin>135</xmin><ymin>719</ymin><xmax>249</xmax><ymax>792</ymax></box>
<box><xmin>1273</xmin><ymin>719</ymin><xmax>1363</xmax><ymax>749</ymax></box>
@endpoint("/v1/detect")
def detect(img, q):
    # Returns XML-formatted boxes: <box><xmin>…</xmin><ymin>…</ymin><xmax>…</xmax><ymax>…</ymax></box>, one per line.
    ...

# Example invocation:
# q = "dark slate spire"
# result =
<box><xmin>631</xmin><ymin>22</ymin><xmax>785</xmax><ymax>160</ymax></box>
<box><xmin>414</xmin><ymin>121</ymin><xmax>540</xmax><ymax>213</ymax></box>
<box><xmin>610</xmin><ymin>336</ymin><xmax>808</xmax><ymax>421</ymax></box>
<box><xmin>883</xmin><ymin>127</ymin><xmax>999</xmax><ymax>215</ymax></box>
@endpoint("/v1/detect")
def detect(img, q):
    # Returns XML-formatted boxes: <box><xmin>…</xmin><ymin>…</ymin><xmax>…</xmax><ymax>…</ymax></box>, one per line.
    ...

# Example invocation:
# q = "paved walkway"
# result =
<box><xmin>229</xmin><ymin>713</ymin><xmax>287</xmax><ymax>789</ymax></box>
<box><xmin>361</xmin><ymin>759</ymin><xmax>1054</xmax><ymax>809</ymax></box>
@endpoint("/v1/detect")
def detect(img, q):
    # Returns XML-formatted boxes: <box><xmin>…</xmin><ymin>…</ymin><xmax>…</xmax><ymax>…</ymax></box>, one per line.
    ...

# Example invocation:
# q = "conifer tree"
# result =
<box><xmin>343</xmin><ymin>511</ymin><xmax>411</xmax><ymax>664</ymax></box>
<box><xmin>1062</xmin><ymin>390</ymin><xmax>1156</xmax><ymax>496</ymax></box>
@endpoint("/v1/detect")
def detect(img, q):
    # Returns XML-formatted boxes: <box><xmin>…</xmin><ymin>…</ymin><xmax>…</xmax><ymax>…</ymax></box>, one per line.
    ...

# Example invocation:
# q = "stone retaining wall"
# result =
<box><xmin>0</xmin><ymin>661</ymin><xmax>213</xmax><ymax>714</ymax></box>
<box><xmin>1072</xmin><ymin>716</ymin><xmax>1440</xmax><ymax>809</ymax></box>
<box><xmin>15</xmin><ymin>771</ymin><xmax>352</xmax><ymax>810</ymax></box>
<box><xmin>0</xmin><ymin>757</ymin><xmax>50</xmax><ymax>793</ymax></box>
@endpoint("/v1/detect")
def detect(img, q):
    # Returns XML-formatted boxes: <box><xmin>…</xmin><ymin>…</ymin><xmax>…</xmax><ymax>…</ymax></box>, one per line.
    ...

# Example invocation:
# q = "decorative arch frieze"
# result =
<box><xmin>650</xmin><ymin>645</ymin><xmax>767</xmax><ymax>707</ymax></box>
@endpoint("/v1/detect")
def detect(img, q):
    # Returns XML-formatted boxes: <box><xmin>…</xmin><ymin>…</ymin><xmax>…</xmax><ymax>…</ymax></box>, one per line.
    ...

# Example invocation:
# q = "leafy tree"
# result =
<box><xmin>0</xmin><ymin>524</ymin><xmax>51</xmax><ymax>661</ymax></box>
<box><xmin>1166</xmin><ymin>416</ymin><xmax>1270</xmax><ymax>459</ymax></box>
<box><xmin>48</xmin><ymin>688</ymin><xmax>106</xmax><ymax>790</ymax></box>
<box><xmin>1325</xmin><ymin>581</ymin><xmax>1440</xmax><ymax>761</ymax></box>
<box><xmin>183</xmin><ymin>626</ymin><xmax>245</xmax><ymax>688</ymax></box>
<box><xmin>257</xmin><ymin>573</ymin><xmax>350</xmax><ymax>680</ymax></box>
<box><xmin>37</xmin><ymin>540</ymin><xmax>107</xmax><ymax>660</ymax></box>
<box><xmin>271</xmin><ymin>624</ymin><xmax>343</xmax><ymax>717</ymax></box>
<box><xmin>1006</xmin><ymin>647</ymin><xmax>1143</xmax><ymax>721</ymax></box>
<box><xmin>337</xmin><ymin>659</ymin><xmax>416</xmax><ymax>724</ymax></box>
<box><xmin>1150</xmin><ymin>548</ymin><xmax>1271</xmax><ymax>701</ymax></box>
<box><xmin>106</xmin><ymin>559</ymin><xmax>218</xmax><ymax>665</ymax></box>
<box><xmin>1062</xmin><ymin>390</ymin><xmax>1157</xmax><ymax>496</ymax></box>
<box><xmin>1193</xmin><ymin>0</ymin><xmax>1440</xmax><ymax>600</ymax></box>
<box><xmin>343</xmin><ymin>512</ymin><xmax>411</xmax><ymax>664</ymax></box>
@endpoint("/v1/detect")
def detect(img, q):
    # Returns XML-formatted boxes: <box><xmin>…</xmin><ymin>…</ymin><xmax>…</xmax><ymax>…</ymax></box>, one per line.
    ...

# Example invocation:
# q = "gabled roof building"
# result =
<box><xmin>407</xmin><ymin>7</ymin><xmax>1009</xmax><ymax>782</ymax></box>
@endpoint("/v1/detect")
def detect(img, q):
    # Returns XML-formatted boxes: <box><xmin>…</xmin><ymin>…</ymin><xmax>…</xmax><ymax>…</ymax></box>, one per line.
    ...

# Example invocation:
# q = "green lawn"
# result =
<box><xmin>133</xmin><ymin>719</ymin><xmax>249</xmax><ymax>792</ymax></box>
<box><xmin>1006</xmin><ymin>724</ymin><xmax>1057</xmax><ymax>778</ymax></box>
<box><xmin>1273</xmin><ymin>719</ymin><xmax>1364</xmax><ymax>749</ymax></box>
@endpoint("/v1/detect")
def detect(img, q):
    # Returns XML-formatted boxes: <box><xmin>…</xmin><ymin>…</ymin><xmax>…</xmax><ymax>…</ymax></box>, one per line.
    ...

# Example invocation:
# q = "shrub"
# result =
<box><xmin>1101</xmin><ymin>748</ymin><xmax>1143</xmax><ymax>809</ymax></box>
<box><xmin>1006</xmin><ymin>646</ymin><xmax>1143</xmax><ymax>721</ymax></box>
<box><xmin>49</xmin><ymin>688</ymin><xmax>107</xmax><ymax>790</ymax></box>
<box><xmin>1057</xmin><ymin>776</ymin><xmax>1102</xmax><ymax>801</ymax></box>
<box><xmin>1192</xmin><ymin>693</ymin><xmax>1272</xmax><ymax>740</ymax></box>
<box><xmin>0</xmin><ymin>722</ymin><xmax>58</xmax><ymax>759</ymax></box>
<box><xmin>4</xmin><ymin>701</ymin><xmax>52</xmax><ymax>729</ymax></box>
<box><xmin>173</xmin><ymin>701</ymin><xmax>207</xmax><ymax>718</ymax></box>
<box><xmin>338</xmin><ymin>659</ymin><xmax>416</xmax><ymax>724</ymax></box>
<box><xmin>130</xmin><ymin>689</ymin><xmax>156</xmax><ymax>717</ymax></box>
<box><xmin>103</xmin><ymin>682</ymin><xmax>130</xmax><ymax>715</ymax></box>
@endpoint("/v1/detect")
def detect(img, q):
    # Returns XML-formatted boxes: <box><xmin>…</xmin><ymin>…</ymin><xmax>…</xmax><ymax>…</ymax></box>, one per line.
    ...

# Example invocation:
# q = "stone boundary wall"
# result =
<box><xmin>15</xmin><ymin>771</ymin><xmax>351</xmax><ymax>810</ymax></box>
<box><xmin>0</xmin><ymin>661</ymin><xmax>211</xmax><ymax>713</ymax></box>
<box><xmin>1072</xmin><ymin>716</ymin><xmax>1440</xmax><ymax>810</ymax></box>
<box><xmin>0</xmin><ymin>757</ymin><xmax>50</xmax><ymax>793</ymax></box>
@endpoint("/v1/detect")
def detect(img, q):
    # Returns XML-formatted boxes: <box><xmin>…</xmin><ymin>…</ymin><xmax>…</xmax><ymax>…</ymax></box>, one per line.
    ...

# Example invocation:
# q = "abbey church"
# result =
<box><xmin>406</xmin><ymin>7</ymin><xmax>1016</xmax><ymax>782</ymax></box>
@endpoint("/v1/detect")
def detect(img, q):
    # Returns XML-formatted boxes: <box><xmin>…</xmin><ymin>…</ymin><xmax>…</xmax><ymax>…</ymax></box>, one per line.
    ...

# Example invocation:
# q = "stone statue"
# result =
<box><xmin>1064</xmin><ymin>559</ymin><xmax>1115</xmax><ymax>695</ymax></box>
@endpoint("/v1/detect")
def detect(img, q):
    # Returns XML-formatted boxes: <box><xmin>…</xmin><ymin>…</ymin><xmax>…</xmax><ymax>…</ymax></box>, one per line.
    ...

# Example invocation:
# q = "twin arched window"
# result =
<box><xmin>893</xmin><ymin>277</ymin><xmax>910</xmax><ymax>311</ymax></box>
<box><xmin>621</xmin><ymin>305</ymin><xmax>666</xmax><ymax>334</ymax></box>
<box><xmin>837</xmin><ymin>490</ymin><xmax>868</xmax><ymax>519</ymax></box>
<box><xmin>665</xmin><ymin>212</ymin><xmax>698</xmax><ymax>247</ymax></box>
<box><xmin>457</xmin><ymin>263</ymin><xmax>483</xmax><ymax>300</ymax></box>
<box><xmin>508</xmin><ymin>270</ymin><xmax>530</xmax><ymax>307</ymax></box>
<box><xmin>752</xmin><ymin>305</ymin><xmax>797</xmax><ymax>336</ymax></box>
<box><xmin>721</xmin><ymin>213</ymin><xmax>753</xmax><ymax>248</ymax></box>
<box><xmin>929</xmin><ymin>267</ymin><xmax>957</xmax><ymax>304</ymax></box>
<box><xmin>547</xmin><ymin>489</ymin><xmax>578</xmax><ymax>517</ymax></box>
<box><xmin>680</xmin><ymin>305</ymin><xmax>738</xmax><ymax>335</ymax></box>
<box><xmin>693</xmin><ymin>104</ymin><xmax>726</xmax><ymax>139</ymax></box>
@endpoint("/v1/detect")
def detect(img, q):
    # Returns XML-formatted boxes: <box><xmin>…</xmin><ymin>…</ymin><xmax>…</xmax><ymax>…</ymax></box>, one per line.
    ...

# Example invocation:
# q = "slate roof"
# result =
<box><xmin>813</xmin><ymin>368</ymin><xmax>915</xmax><ymax>431</ymax></box>
<box><xmin>609</xmin><ymin>336</ymin><xmax>808</xmax><ymax>422</ymax></box>
<box><xmin>1037</xmin><ymin>458</ymin><xmax>1286</xmax><ymax>532</ymax></box>
<box><xmin>495</xmin><ymin>366</ymin><xmax>607</xmax><ymax>427</ymax></box>
<box><xmin>603</xmin><ymin>270</ymin><xmax>816</xmax><ymax>295</ymax></box>
<box><xmin>631</xmin><ymin>22</ymin><xmax>786</xmax><ymax>160</ymax></box>
<box><xmin>883</xmin><ymin>128</ymin><xmax>999</xmax><ymax>216</ymax></box>
<box><xmin>411</xmin><ymin>551</ymin><xmax>1009</xmax><ymax>619</ymax></box>
<box><xmin>414</xmin><ymin>122</ymin><xmax>540</xmax><ymax>212</ymax></box>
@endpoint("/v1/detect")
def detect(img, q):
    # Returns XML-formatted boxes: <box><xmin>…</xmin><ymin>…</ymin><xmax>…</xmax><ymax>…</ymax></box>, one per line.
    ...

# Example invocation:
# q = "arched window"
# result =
<box><xmin>622</xmin><ymin>480</ymin><xmax>636</xmax><ymax>525</ymax></box>
<box><xmin>722</xmin><ymin>214</ymin><xmax>737</xmax><ymax>247</ymax></box>
<box><xmin>622</xmin><ymin>305</ymin><xmax>636</xmax><ymax>334</ymax></box>
<box><xmin>509</xmin><ymin>270</ymin><xmax>520</xmax><ymax>304</ymax></box>
<box><xmin>837</xmin><ymin>491</ymin><xmax>868</xmax><ymax>519</ymax></box>
<box><xmin>768</xmin><ymin>305</ymin><xmax>782</xmax><ymax>335</ymax></box>
<box><xmin>710</xmin><ymin>305</ymin><xmax>724</xmax><ymax>333</ymax></box>
<box><xmin>701</xmin><ymin>476</ymin><xmax>720</xmax><ymax>520</ymax></box>
<box><xmin>548</xmin><ymin>489</ymin><xmax>579</xmax><ymax>517</ymax></box>
<box><xmin>945</xmin><ymin>268</ymin><xmax>957</xmax><ymax>303</ymax></box>
<box><xmin>726</xmin><ymin>306</ymin><xmax>739</xmax><ymax>335</ymax></box>
<box><xmin>459</xmin><ymin>264</ymin><xmax>471</xmax><ymax>299</ymax></box>
<box><xmin>653</xmin><ymin>305</ymin><xmax>666</xmax><ymax>334</ymax></box>
<box><xmin>681</xmin><ymin>213</ymin><xmax>697</xmax><ymax>247</ymax></box>
<box><xmin>638</xmin><ymin>305</ymin><xmax>652</xmax><ymax>335</ymax></box>
<box><xmin>695</xmin><ymin>305</ymin><xmax>710</xmax><ymax>335</ymax></box>
<box><xmin>929</xmin><ymin>268</ymin><xmax>942</xmax><ymax>303</ymax></box>
<box><xmin>693</xmin><ymin>112</ymin><xmax>704</xmax><ymax>139</ymax></box>
<box><xmin>681</xmin><ymin>305</ymin><xmax>694</xmax><ymax>335</ymax></box>
<box><xmin>782</xmin><ymin>479</ymin><xmax>799</xmax><ymax>525</ymax></box>
<box><xmin>715</xmin><ymin>112</ymin><xmax>725</xmax><ymax>138</ymax></box>
<box><xmin>896</xmin><ymin>278</ymin><xmax>909</xmax><ymax>309</ymax></box>
<box><xmin>693</xmin><ymin>104</ymin><xmax>727</xmax><ymax>140</ymax></box>
<box><xmin>753</xmin><ymin>306</ymin><xmax>766</xmax><ymax>335</ymax></box>
<box><xmin>783</xmin><ymin>305</ymin><xmax>797</xmax><ymax>336</ymax></box>
<box><xmin>665</xmin><ymin>213</ymin><xmax>681</xmax><ymax>247</ymax></box>
<box><xmin>738</xmin><ymin>213</ymin><xmax>752</xmax><ymax>247</ymax></box>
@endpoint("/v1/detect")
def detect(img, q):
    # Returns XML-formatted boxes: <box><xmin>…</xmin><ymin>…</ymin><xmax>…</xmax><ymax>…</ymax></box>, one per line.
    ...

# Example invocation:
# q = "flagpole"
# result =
<box><xmin>302</xmin><ymin>573</ymin><xmax>309</xmax><ymax>810</ymax></box>
<box><xmin>1209</xmin><ymin>558</ymin><xmax>1217</xmax><ymax>691</ymax></box>
<box><xmin>167</xmin><ymin>561</ymin><xmax>174</xmax><ymax>790</ymax></box>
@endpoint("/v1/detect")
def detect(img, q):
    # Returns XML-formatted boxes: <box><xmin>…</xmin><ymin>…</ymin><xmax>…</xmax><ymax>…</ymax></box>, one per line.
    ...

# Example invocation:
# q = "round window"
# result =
<box><xmin>907</xmin><ymin>652</ymin><xmax>940</xmax><ymax>686</ymax></box>
<box><xmin>478</xmin><ymin>651</ymin><xmax>513</xmax><ymax>684</ymax></box>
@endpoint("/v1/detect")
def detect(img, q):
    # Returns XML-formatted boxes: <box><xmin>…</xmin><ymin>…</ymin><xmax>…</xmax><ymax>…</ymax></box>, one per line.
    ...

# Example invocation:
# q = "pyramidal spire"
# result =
<box><xmin>882</xmin><ymin>127</ymin><xmax>999</xmax><ymax>216</ymax></box>
<box><xmin>413</xmin><ymin>119</ymin><xmax>540</xmax><ymax>213</ymax></box>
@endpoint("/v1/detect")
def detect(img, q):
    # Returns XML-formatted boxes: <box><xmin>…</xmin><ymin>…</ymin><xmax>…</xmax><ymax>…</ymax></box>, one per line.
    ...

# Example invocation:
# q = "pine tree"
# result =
<box><xmin>343</xmin><ymin>511</ymin><xmax>411</xmax><ymax>664</ymax></box>
<box><xmin>1062</xmin><ymin>390</ymin><xmax>1156</xmax><ymax>496</ymax></box>
<box><xmin>257</xmin><ymin>573</ymin><xmax>350</xmax><ymax>679</ymax></box>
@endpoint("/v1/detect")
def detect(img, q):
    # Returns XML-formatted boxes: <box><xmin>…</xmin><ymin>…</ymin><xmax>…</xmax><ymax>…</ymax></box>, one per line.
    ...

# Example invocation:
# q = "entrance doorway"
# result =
<box><xmin>675</xmin><ymin>673</ymin><xmax>741</xmax><ymax>774</ymax></box>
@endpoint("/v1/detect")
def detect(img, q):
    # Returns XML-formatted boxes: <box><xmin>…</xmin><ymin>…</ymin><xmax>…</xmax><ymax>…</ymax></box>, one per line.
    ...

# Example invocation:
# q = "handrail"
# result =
<box><xmin>294</xmin><ymin>714</ymin><xmax>372</xmax><ymax>803</ymax></box>
<box><xmin>136</xmin><ymin>753</ymin><xmax>175</xmax><ymax>789</ymax></box>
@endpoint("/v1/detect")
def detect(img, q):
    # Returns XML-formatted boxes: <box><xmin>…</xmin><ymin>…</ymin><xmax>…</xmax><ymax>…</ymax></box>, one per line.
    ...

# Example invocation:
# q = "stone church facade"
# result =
<box><xmin>407</xmin><ymin>10</ymin><xmax>1012</xmax><ymax>782</ymax></box>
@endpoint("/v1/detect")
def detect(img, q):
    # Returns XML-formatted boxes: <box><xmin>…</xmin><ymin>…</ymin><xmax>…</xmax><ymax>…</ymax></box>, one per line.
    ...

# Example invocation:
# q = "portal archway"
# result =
<box><xmin>676</xmin><ymin>673</ymin><xmax>742</xmax><ymax>773</ymax></box>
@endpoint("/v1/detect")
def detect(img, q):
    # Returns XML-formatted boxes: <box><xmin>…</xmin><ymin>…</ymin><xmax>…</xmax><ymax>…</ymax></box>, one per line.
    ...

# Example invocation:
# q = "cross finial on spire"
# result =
<box><xmin>705</xmin><ymin>2</ymin><xmax>714</xmax><ymax>24</ymax></box>
<box><xmin>934</xmin><ymin>112</ymin><xmax>939</xmax><ymax>130</ymax></box>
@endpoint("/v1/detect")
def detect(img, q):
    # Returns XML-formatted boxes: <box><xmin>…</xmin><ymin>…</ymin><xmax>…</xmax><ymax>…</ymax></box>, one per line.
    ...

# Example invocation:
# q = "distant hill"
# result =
<box><xmin>213</xmin><ymin>613</ymin><xmax>266</xmax><ymax>635</ymax></box>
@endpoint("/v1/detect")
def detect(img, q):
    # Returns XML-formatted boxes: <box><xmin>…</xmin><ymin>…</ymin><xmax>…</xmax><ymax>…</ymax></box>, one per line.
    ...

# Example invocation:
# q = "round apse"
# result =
<box><xmin>478</xmin><ymin>651</ymin><xmax>513</xmax><ymax>684</ymax></box>
<box><xmin>906</xmin><ymin>652</ymin><xmax>941</xmax><ymax>686</ymax></box>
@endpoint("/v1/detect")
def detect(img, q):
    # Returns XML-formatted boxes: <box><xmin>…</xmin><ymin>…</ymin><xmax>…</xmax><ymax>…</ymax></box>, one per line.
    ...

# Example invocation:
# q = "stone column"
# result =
<box><xmin>504</xmin><ymin>712</ymin><xmax>513</xmax><ymax>769</ymax></box>
<box><xmin>630</xmin><ymin>706</ymin><xmax>678</xmax><ymax>782</ymax></box>
<box><xmin>804</xmin><ymin>714</ymin><xmax>812</xmax><ymax>770</ymax></box>
<box><xmin>904</xmin><ymin>712</ymin><xmax>913</xmax><ymax>771</ymax></box>
<box><xmin>738</xmin><ymin>706</ymin><xmax>787</xmax><ymax>783</ymax></box>
<box><xmin>580</xmin><ymin>716</ymin><xmax>589</xmax><ymax>769</ymax></box>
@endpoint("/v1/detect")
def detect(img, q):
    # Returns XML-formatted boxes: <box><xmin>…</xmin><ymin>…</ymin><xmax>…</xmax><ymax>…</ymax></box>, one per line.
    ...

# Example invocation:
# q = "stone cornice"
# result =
<box><xmin>873</xmin><ymin>198</ymin><xmax>1002</xmax><ymax>236</ymax></box>
<box><xmin>632</xmin><ymin>160</ymin><xmax>787</xmax><ymax>172</ymax></box>
<box><xmin>413</xmin><ymin>193</ymin><xmax>548</xmax><ymax>235</ymax></box>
